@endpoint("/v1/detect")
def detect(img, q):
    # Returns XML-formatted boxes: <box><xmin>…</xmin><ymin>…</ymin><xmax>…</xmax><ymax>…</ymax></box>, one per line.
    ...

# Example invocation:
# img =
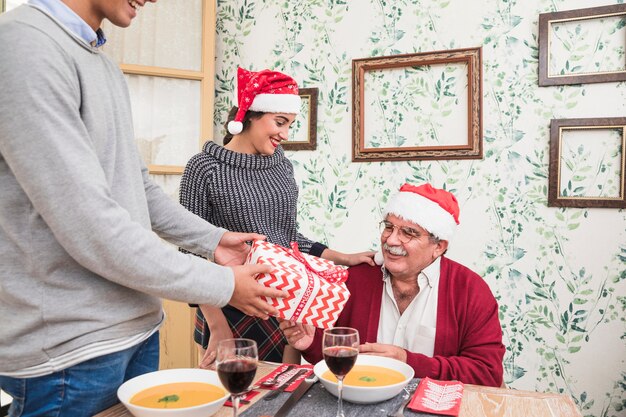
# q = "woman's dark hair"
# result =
<box><xmin>223</xmin><ymin>106</ymin><xmax>264</xmax><ymax>145</ymax></box>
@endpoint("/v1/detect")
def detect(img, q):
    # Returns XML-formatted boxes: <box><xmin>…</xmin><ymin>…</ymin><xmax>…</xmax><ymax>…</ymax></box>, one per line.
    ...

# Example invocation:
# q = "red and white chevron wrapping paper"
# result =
<box><xmin>245</xmin><ymin>240</ymin><xmax>350</xmax><ymax>329</ymax></box>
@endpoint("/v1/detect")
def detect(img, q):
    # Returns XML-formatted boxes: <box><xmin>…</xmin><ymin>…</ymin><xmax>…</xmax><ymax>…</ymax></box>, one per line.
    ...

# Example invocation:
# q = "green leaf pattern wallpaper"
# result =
<box><xmin>363</xmin><ymin>63</ymin><xmax>468</xmax><ymax>148</ymax></box>
<box><xmin>549</xmin><ymin>14</ymin><xmax>626</xmax><ymax>76</ymax></box>
<box><xmin>559</xmin><ymin>128</ymin><xmax>623</xmax><ymax>198</ymax></box>
<box><xmin>212</xmin><ymin>1</ymin><xmax>626</xmax><ymax>416</ymax></box>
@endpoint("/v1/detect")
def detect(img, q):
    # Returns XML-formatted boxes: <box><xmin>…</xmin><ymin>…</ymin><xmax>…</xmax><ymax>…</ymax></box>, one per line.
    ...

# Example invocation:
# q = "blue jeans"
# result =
<box><xmin>0</xmin><ymin>331</ymin><xmax>159</xmax><ymax>417</ymax></box>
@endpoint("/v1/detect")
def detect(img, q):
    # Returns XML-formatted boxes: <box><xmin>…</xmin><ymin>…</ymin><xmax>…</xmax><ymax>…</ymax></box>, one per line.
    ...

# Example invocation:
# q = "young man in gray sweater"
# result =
<box><xmin>0</xmin><ymin>1</ymin><xmax>284</xmax><ymax>416</ymax></box>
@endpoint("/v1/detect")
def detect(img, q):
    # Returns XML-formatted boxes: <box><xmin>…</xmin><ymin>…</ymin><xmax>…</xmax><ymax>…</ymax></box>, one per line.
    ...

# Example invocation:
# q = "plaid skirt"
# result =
<box><xmin>193</xmin><ymin>305</ymin><xmax>287</xmax><ymax>363</ymax></box>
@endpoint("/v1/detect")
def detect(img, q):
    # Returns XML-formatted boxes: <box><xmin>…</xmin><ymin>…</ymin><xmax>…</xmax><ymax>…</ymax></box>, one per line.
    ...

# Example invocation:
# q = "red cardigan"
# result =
<box><xmin>302</xmin><ymin>257</ymin><xmax>505</xmax><ymax>387</ymax></box>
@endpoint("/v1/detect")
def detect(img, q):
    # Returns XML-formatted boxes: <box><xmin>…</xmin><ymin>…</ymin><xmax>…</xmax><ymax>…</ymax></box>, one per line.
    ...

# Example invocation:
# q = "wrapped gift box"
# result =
<box><xmin>246</xmin><ymin>240</ymin><xmax>350</xmax><ymax>329</ymax></box>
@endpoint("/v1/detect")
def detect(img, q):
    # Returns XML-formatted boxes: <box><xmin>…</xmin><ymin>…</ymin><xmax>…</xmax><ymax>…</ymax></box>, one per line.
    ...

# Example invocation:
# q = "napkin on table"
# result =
<box><xmin>408</xmin><ymin>377</ymin><xmax>464</xmax><ymax>416</ymax></box>
<box><xmin>254</xmin><ymin>364</ymin><xmax>314</xmax><ymax>392</ymax></box>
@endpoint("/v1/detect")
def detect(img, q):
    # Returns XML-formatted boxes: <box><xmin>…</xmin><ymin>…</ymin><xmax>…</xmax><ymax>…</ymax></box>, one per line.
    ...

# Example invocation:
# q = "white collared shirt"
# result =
<box><xmin>28</xmin><ymin>0</ymin><xmax>106</xmax><ymax>46</ymax></box>
<box><xmin>377</xmin><ymin>257</ymin><xmax>441</xmax><ymax>356</ymax></box>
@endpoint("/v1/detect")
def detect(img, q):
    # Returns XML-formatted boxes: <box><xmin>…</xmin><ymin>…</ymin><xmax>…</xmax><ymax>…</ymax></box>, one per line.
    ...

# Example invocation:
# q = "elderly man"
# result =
<box><xmin>280</xmin><ymin>183</ymin><xmax>505</xmax><ymax>387</ymax></box>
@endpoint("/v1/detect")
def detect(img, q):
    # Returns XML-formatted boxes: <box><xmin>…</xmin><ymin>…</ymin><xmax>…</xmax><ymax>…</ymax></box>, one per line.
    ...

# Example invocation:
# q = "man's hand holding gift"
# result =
<box><xmin>278</xmin><ymin>319</ymin><xmax>316</xmax><ymax>351</ymax></box>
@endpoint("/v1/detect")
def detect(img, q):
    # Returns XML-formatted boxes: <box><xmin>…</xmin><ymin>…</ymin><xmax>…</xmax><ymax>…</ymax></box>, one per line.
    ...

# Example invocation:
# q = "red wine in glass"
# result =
<box><xmin>322</xmin><ymin>327</ymin><xmax>359</xmax><ymax>417</ymax></box>
<box><xmin>323</xmin><ymin>346</ymin><xmax>358</xmax><ymax>377</ymax></box>
<box><xmin>216</xmin><ymin>338</ymin><xmax>258</xmax><ymax>417</ymax></box>
<box><xmin>217</xmin><ymin>358</ymin><xmax>257</xmax><ymax>395</ymax></box>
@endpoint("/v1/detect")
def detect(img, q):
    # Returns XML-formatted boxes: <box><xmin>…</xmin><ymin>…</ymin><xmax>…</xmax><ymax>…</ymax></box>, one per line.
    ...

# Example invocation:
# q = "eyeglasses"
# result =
<box><xmin>378</xmin><ymin>220</ymin><xmax>425</xmax><ymax>244</ymax></box>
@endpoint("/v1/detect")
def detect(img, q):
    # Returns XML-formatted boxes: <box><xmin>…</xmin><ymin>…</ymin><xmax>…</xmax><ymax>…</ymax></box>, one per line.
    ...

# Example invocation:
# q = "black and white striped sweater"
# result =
<box><xmin>180</xmin><ymin>141</ymin><xmax>326</xmax><ymax>256</ymax></box>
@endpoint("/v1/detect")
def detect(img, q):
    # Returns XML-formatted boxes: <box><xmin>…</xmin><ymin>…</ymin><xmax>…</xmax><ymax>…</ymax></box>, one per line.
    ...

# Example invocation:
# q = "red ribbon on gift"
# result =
<box><xmin>249</xmin><ymin>240</ymin><xmax>349</xmax><ymax>327</ymax></box>
<box><xmin>269</xmin><ymin>242</ymin><xmax>348</xmax><ymax>323</ymax></box>
<box><xmin>286</xmin><ymin>242</ymin><xmax>348</xmax><ymax>283</ymax></box>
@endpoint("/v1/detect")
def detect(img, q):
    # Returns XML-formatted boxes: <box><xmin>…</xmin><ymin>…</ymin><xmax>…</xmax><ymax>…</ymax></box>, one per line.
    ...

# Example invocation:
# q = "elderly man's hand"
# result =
<box><xmin>215</xmin><ymin>232</ymin><xmax>266</xmax><ymax>266</ymax></box>
<box><xmin>359</xmin><ymin>342</ymin><xmax>407</xmax><ymax>363</ymax></box>
<box><xmin>227</xmin><ymin>264</ymin><xmax>285</xmax><ymax>318</ymax></box>
<box><xmin>278</xmin><ymin>319</ymin><xmax>315</xmax><ymax>351</ymax></box>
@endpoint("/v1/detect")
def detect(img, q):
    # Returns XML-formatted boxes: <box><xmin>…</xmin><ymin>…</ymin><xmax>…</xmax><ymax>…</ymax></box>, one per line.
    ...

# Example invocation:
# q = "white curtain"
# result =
<box><xmin>103</xmin><ymin>0</ymin><xmax>202</xmax><ymax>71</ymax></box>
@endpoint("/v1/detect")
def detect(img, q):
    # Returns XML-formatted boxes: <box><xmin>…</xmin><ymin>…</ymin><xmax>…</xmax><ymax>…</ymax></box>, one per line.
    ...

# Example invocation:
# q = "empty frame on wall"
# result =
<box><xmin>539</xmin><ymin>4</ymin><xmax>626</xmax><ymax>86</ymax></box>
<box><xmin>352</xmin><ymin>47</ymin><xmax>482</xmax><ymax>162</ymax></box>
<box><xmin>549</xmin><ymin>117</ymin><xmax>626</xmax><ymax>208</ymax></box>
<box><xmin>283</xmin><ymin>88</ymin><xmax>318</xmax><ymax>151</ymax></box>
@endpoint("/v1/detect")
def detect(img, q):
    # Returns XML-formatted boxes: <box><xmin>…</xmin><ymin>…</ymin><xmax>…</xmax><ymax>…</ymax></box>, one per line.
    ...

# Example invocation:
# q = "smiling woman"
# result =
<box><xmin>178</xmin><ymin>67</ymin><xmax>324</xmax><ymax>366</ymax></box>
<box><xmin>179</xmin><ymin>66</ymin><xmax>375</xmax><ymax>368</ymax></box>
<box><xmin>178</xmin><ymin>67</ymin><xmax>326</xmax><ymax>366</ymax></box>
<box><xmin>225</xmin><ymin>110</ymin><xmax>297</xmax><ymax>155</ymax></box>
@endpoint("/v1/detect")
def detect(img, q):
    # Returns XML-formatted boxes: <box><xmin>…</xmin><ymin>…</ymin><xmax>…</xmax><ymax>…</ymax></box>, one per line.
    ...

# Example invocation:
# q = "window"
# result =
<box><xmin>103</xmin><ymin>0</ymin><xmax>215</xmax><ymax>174</ymax></box>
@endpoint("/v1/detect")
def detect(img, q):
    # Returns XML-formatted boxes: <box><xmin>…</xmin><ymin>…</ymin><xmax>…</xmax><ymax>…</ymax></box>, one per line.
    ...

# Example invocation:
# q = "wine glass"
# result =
<box><xmin>322</xmin><ymin>327</ymin><xmax>359</xmax><ymax>417</ymax></box>
<box><xmin>216</xmin><ymin>338</ymin><xmax>258</xmax><ymax>417</ymax></box>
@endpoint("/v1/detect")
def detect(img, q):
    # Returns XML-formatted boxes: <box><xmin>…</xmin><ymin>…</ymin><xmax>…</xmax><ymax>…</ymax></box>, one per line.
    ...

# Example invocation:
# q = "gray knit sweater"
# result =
<box><xmin>0</xmin><ymin>5</ymin><xmax>234</xmax><ymax>372</ymax></box>
<box><xmin>180</xmin><ymin>141</ymin><xmax>326</xmax><ymax>256</ymax></box>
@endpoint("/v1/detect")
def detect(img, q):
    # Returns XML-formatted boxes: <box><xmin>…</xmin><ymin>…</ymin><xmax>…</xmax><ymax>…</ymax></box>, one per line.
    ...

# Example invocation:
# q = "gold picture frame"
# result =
<box><xmin>548</xmin><ymin>117</ymin><xmax>626</xmax><ymax>208</ymax></box>
<box><xmin>352</xmin><ymin>47</ymin><xmax>483</xmax><ymax>162</ymax></box>
<box><xmin>538</xmin><ymin>4</ymin><xmax>626</xmax><ymax>86</ymax></box>
<box><xmin>283</xmin><ymin>87</ymin><xmax>318</xmax><ymax>151</ymax></box>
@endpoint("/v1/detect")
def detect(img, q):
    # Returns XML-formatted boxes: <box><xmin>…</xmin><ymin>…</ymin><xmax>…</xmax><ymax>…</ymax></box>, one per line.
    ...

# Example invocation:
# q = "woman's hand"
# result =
<box><xmin>341</xmin><ymin>251</ymin><xmax>376</xmax><ymax>266</ymax></box>
<box><xmin>321</xmin><ymin>248</ymin><xmax>376</xmax><ymax>266</ymax></box>
<box><xmin>198</xmin><ymin>325</ymin><xmax>234</xmax><ymax>369</ymax></box>
<box><xmin>198</xmin><ymin>305</ymin><xmax>235</xmax><ymax>369</ymax></box>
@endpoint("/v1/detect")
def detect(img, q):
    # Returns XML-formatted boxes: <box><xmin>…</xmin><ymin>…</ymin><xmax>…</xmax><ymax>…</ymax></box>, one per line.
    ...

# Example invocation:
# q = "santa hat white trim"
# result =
<box><xmin>249</xmin><ymin>93</ymin><xmax>301</xmax><ymax>114</ymax></box>
<box><xmin>374</xmin><ymin>185</ymin><xmax>459</xmax><ymax>265</ymax></box>
<box><xmin>384</xmin><ymin>191</ymin><xmax>457</xmax><ymax>241</ymax></box>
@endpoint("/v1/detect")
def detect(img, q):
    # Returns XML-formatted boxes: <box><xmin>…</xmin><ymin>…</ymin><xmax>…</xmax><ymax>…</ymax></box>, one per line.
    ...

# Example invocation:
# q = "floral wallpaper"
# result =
<box><xmin>363</xmin><ymin>63</ymin><xmax>469</xmax><ymax>148</ymax></box>
<box><xmin>212</xmin><ymin>1</ymin><xmax>626</xmax><ymax>416</ymax></box>
<box><xmin>559</xmin><ymin>128</ymin><xmax>623</xmax><ymax>198</ymax></box>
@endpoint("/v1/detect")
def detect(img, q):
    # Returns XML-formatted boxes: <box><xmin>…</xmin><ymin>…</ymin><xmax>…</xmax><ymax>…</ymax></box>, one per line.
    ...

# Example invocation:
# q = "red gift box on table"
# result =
<box><xmin>245</xmin><ymin>240</ymin><xmax>350</xmax><ymax>329</ymax></box>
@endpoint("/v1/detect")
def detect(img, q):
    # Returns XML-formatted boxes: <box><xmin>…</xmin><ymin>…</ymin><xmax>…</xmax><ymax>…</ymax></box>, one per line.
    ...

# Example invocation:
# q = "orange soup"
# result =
<box><xmin>130</xmin><ymin>382</ymin><xmax>226</xmax><ymax>409</ymax></box>
<box><xmin>322</xmin><ymin>365</ymin><xmax>405</xmax><ymax>387</ymax></box>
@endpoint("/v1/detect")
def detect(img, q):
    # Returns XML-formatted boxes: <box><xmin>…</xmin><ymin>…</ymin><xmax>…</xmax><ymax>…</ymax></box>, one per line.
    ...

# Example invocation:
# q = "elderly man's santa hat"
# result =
<box><xmin>374</xmin><ymin>183</ymin><xmax>460</xmax><ymax>265</ymax></box>
<box><xmin>227</xmin><ymin>67</ymin><xmax>301</xmax><ymax>135</ymax></box>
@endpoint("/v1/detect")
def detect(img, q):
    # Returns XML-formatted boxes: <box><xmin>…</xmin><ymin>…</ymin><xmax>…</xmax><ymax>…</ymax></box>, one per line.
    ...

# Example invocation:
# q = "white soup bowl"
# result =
<box><xmin>117</xmin><ymin>368</ymin><xmax>229</xmax><ymax>417</ymax></box>
<box><xmin>313</xmin><ymin>354</ymin><xmax>414</xmax><ymax>404</ymax></box>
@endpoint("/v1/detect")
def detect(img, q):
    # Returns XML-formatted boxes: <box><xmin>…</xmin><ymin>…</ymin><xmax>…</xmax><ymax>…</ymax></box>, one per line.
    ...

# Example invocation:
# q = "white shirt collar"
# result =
<box><xmin>28</xmin><ymin>0</ymin><xmax>104</xmax><ymax>46</ymax></box>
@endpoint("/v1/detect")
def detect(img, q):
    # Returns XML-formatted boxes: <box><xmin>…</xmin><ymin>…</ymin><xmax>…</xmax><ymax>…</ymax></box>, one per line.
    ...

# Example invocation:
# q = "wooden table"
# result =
<box><xmin>459</xmin><ymin>384</ymin><xmax>581</xmax><ymax>417</ymax></box>
<box><xmin>95</xmin><ymin>364</ymin><xmax>582</xmax><ymax>417</ymax></box>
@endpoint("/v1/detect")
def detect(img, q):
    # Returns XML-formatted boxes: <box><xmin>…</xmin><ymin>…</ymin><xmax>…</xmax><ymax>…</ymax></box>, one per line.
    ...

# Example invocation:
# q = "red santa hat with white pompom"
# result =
<box><xmin>374</xmin><ymin>183</ymin><xmax>460</xmax><ymax>265</ymax></box>
<box><xmin>227</xmin><ymin>67</ymin><xmax>301</xmax><ymax>135</ymax></box>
